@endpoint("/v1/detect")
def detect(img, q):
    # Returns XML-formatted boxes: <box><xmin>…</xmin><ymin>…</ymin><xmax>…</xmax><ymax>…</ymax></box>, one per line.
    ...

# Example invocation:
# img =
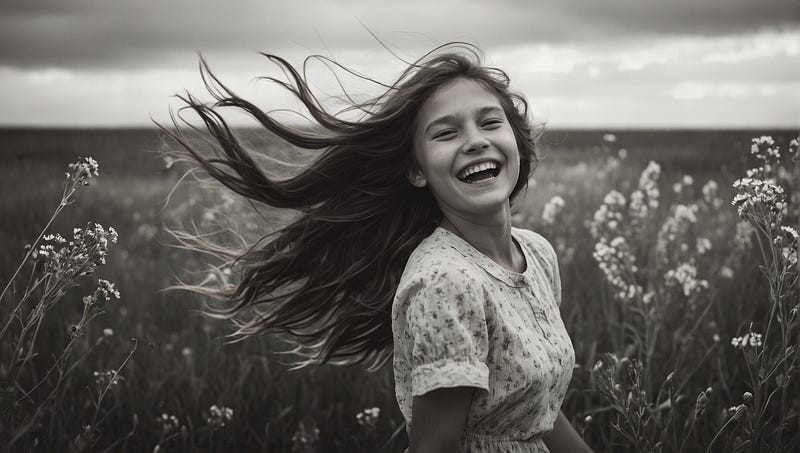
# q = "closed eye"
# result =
<box><xmin>433</xmin><ymin>129</ymin><xmax>457</xmax><ymax>140</ymax></box>
<box><xmin>481</xmin><ymin>118</ymin><xmax>504</xmax><ymax>128</ymax></box>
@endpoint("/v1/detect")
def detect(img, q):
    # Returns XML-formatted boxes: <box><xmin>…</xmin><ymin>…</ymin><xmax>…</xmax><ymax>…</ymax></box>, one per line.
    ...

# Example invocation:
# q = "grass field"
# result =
<box><xmin>1</xmin><ymin>127</ymin><xmax>798</xmax><ymax>451</ymax></box>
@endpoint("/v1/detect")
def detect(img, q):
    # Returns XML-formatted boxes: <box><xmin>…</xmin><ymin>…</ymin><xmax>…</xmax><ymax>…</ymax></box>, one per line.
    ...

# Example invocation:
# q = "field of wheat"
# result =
<box><xmin>1</xmin><ymin>128</ymin><xmax>798</xmax><ymax>452</ymax></box>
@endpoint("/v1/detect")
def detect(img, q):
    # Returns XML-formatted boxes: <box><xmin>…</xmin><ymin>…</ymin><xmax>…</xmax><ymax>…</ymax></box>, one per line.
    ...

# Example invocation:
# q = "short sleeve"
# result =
<box><xmin>403</xmin><ymin>266</ymin><xmax>490</xmax><ymax>397</ymax></box>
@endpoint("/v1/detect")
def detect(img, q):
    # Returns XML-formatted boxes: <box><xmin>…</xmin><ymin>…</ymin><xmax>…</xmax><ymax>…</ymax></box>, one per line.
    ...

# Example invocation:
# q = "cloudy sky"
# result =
<box><xmin>0</xmin><ymin>0</ymin><xmax>798</xmax><ymax>128</ymax></box>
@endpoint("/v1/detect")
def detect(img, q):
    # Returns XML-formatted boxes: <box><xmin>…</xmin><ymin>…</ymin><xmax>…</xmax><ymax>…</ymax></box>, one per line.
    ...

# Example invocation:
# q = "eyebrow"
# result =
<box><xmin>424</xmin><ymin>106</ymin><xmax>504</xmax><ymax>135</ymax></box>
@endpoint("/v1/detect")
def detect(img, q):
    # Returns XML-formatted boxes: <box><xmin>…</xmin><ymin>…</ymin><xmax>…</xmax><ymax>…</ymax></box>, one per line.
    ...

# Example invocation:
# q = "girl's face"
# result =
<box><xmin>410</xmin><ymin>77</ymin><xmax>521</xmax><ymax>223</ymax></box>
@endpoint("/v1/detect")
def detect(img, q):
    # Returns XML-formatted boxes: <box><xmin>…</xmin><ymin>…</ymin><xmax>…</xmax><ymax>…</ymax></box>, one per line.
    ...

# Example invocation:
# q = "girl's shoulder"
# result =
<box><xmin>400</xmin><ymin>228</ymin><xmax>480</xmax><ymax>286</ymax></box>
<box><xmin>392</xmin><ymin>229</ymin><xmax>486</xmax><ymax>322</ymax></box>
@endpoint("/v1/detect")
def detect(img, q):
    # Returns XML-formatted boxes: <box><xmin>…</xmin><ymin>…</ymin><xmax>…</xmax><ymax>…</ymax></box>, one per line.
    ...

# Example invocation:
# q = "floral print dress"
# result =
<box><xmin>392</xmin><ymin>226</ymin><xmax>575</xmax><ymax>453</ymax></box>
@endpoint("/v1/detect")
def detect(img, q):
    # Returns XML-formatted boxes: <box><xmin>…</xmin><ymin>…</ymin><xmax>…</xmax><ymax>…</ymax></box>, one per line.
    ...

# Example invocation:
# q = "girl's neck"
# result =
<box><xmin>439</xmin><ymin>209</ymin><xmax>525</xmax><ymax>273</ymax></box>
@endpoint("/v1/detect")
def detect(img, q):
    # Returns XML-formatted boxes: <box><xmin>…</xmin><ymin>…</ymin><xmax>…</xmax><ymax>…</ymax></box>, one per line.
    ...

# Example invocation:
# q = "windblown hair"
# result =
<box><xmin>162</xmin><ymin>42</ymin><xmax>539</xmax><ymax>371</ymax></box>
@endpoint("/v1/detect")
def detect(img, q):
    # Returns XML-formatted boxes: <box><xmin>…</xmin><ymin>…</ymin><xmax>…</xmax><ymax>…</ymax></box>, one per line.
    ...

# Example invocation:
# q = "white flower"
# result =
<box><xmin>541</xmin><ymin>195</ymin><xmax>566</xmax><ymax>225</ymax></box>
<box><xmin>603</xmin><ymin>190</ymin><xmax>626</xmax><ymax>206</ymax></box>
<box><xmin>696</xmin><ymin>237</ymin><xmax>712</xmax><ymax>255</ymax></box>
<box><xmin>206</xmin><ymin>405</ymin><xmax>234</xmax><ymax>429</ymax></box>
<box><xmin>781</xmin><ymin>226</ymin><xmax>799</xmax><ymax>241</ymax></box>
<box><xmin>665</xmin><ymin>262</ymin><xmax>709</xmax><ymax>297</ymax></box>
<box><xmin>356</xmin><ymin>407</ymin><xmax>381</xmax><ymax>428</ymax></box>
<box><xmin>731</xmin><ymin>332</ymin><xmax>762</xmax><ymax>349</ymax></box>
<box><xmin>732</xmin><ymin>177</ymin><xmax>785</xmax><ymax>223</ymax></box>
<box><xmin>702</xmin><ymin>180</ymin><xmax>718</xmax><ymax>204</ymax></box>
<box><xmin>156</xmin><ymin>413</ymin><xmax>181</xmax><ymax>435</ymax></box>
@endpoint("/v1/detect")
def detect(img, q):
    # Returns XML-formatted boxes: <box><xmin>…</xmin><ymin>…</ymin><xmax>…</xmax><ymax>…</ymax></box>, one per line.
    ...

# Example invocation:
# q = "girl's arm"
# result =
<box><xmin>409</xmin><ymin>386</ymin><xmax>476</xmax><ymax>453</ymax></box>
<box><xmin>543</xmin><ymin>410</ymin><xmax>594</xmax><ymax>453</ymax></box>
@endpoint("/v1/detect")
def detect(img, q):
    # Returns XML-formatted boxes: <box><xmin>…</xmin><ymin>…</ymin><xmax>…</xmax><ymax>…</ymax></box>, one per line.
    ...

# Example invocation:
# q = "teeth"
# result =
<box><xmin>458</xmin><ymin>161</ymin><xmax>498</xmax><ymax>179</ymax></box>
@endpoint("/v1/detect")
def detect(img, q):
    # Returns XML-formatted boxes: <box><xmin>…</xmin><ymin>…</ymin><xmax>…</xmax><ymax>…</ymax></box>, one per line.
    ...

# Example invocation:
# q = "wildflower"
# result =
<box><xmin>102</xmin><ymin>328</ymin><xmax>114</xmax><ymax>337</ymax></box>
<box><xmin>696</xmin><ymin>237</ymin><xmax>712</xmax><ymax>255</ymax></box>
<box><xmin>728</xmin><ymin>404</ymin><xmax>747</xmax><ymax>420</ymax></box>
<box><xmin>66</xmin><ymin>156</ymin><xmax>100</xmax><ymax>187</ymax></box>
<box><xmin>356</xmin><ymin>407</ymin><xmax>381</xmax><ymax>428</ymax></box>
<box><xmin>665</xmin><ymin>262</ymin><xmax>709</xmax><ymax>298</ymax></box>
<box><xmin>743</xmin><ymin>392</ymin><xmax>753</xmax><ymax>403</ymax></box>
<box><xmin>181</xmin><ymin>347</ymin><xmax>193</xmax><ymax>358</ymax></box>
<box><xmin>655</xmin><ymin>204</ymin><xmax>699</xmax><ymax>260</ymax></box>
<box><xmin>719</xmin><ymin>266</ymin><xmax>734</xmax><ymax>279</ymax></box>
<box><xmin>593</xmin><ymin>238</ymin><xmax>639</xmax><ymax>301</ymax></box>
<box><xmin>83</xmin><ymin>280</ymin><xmax>120</xmax><ymax>307</ymax></box>
<box><xmin>732</xmin><ymin>178</ymin><xmax>785</xmax><ymax>225</ymax></box>
<box><xmin>674</xmin><ymin>204</ymin><xmax>698</xmax><ymax>223</ymax></box>
<box><xmin>592</xmin><ymin>360</ymin><xmax>604</xmax><ymax>372</ymax></box>
<box><xmin>155</xmin><ymin>413</ymin><xmax>181</xmax><ymax>436</ymax></box>
<box><xmin>590</xmin><ymin>191</ymin><xmax>626</xmax><ymax>240</ymax></box>
<box><xmin>603</xmin><ymin>133</ymin><xmax>617</xmax><ymax>143</ymax></box>
<box><xmin>206</xmin><ymin>405</ymin><xmax>233</xmax><ymax>430</ymax></box>
<box><xmin>93</xmin><ymin>370</ymin><xmax>123</xmax><ymax>388</ymax></box>
<box><xmin>731</xmin><ymin>332</ymin><xmax>763</xmax><ymax>350</ymax></box>
<box><xmin>702</xmin><ymin>180</ymin><xmax>719</xmax><ymax>205</ymax></box>
<box><xmin>604</xmin><ymin>190</ymin><xmax>626</xmax><ymax>206</ymax></box>
<box><xmin>618</xmin><ymin>148</ymin><xmax>627</xmax><ymax>160</ymax></box>
<box><xmin>682</xmin><ymin>175</ymin><xmax>694</xmax><ymax>186</ymax></box>
<box><xmin>673</xmin><ymin>183</ymin><xmax>682</xmax><ymax>194</ymax></box>
<box><xmin>291</xmin><ymin>419</ymin><xmax>320</xmax><ymax>448</ymax></box>
<box><xmin>638</xmin><ymin>161</ymin><xmax>661</xmax><ymax>210</ymax></box>
<box><xmin>541</xmin><ymin>195</ymin><xmax>566</xmax><ymax>225</ymax></box>
<box><xmin>629</xmin><ymin>190</ymin><xmax>647</xmax><ymax>220</ymax></box>
<box><xmin>782</xmin><ymin>226</ymin><xmax>799</xmax><ymax>241</ymax></box>
<box><xmin>749</xmin><ymin>136</ymin><xmax>780</xmax><ymax>174</ymax></box>
<box><xmin>584</xmin><ymin>415</ymin><xmax>593</xmax><ymax>424</ymax></box>
<box><xmin>39</xmin><ymin>223</ymin><xmax>118</xmax><ymax>278</ymax></box>
<box><xmin>781</xmin><ymin>245</ymin><xmax>798</xmax><ymax>267</ymax></box>
<box><xmin>97</xmin><ymin>279</ymin><xmax>120</xmax><ymax>300</ymax></box>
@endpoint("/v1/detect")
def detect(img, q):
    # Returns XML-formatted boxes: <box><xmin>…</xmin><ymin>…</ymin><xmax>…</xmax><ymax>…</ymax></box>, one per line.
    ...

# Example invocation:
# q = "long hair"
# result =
<box><xmin>161</xmin><ymin>42</ymin><xmax>539</xmax><ymax>371</ymax></box>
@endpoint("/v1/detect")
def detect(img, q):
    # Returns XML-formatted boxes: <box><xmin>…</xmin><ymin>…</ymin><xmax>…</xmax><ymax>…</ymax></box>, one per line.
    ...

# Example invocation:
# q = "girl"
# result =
<box><xmin>165</xmin><ymin>43</ymin><xmax>592</xmax><ymax>453</ymax></box>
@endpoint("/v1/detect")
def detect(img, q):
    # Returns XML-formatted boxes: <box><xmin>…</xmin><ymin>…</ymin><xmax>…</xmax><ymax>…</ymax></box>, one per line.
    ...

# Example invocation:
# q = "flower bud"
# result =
<box><xmin>743</xmin><ymin>391</ymin><xmax>753</xmax><ymax>403</ymax></box>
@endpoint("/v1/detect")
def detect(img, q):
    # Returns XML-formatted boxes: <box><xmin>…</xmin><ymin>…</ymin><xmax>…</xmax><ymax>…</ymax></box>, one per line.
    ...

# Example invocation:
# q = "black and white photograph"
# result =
<box><xmin>1</xmin><ymin>0</ymin><xmax>798</xmax><ymax>451</ymax></box>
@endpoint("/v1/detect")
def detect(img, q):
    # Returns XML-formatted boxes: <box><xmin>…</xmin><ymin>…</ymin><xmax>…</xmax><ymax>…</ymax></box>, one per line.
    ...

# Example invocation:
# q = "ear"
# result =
<box><xmin>405</xmin><ymin>166</ymin><xmax>427</xmax><ymax>188</ymax></box>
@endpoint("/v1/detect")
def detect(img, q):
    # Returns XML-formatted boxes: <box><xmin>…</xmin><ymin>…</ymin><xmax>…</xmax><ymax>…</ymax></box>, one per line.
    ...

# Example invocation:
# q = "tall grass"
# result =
<box><xmin>0</xmin><ymin>128</ymin><xmax>797</xmax><ymax>451</ymax></box>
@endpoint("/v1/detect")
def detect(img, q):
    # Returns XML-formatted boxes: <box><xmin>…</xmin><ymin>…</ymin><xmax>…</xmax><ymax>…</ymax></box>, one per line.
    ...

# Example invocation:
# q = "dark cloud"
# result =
<box><xmin>0</xmin><ymin>0</ymin><xmax>797</xmax><ymax>69</ymax></box>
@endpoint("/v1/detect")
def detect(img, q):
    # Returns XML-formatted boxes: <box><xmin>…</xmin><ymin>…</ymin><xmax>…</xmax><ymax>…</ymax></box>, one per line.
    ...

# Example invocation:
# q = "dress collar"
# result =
<box><xmin>434</xmin><ymin>226</ymin><xmax>533</xmax><ymax>288</ymax></box>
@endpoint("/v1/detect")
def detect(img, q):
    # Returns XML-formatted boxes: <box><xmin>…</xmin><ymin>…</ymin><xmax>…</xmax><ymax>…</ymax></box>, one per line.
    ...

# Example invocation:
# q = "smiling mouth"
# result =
<box><xmin>457</xmin><ymin>161</ymin><xmax>501</xmax><ymax>184</ymax></box>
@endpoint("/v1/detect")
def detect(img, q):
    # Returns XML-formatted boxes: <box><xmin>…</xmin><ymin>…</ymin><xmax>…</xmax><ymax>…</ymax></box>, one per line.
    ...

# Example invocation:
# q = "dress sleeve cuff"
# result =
<box><xmin>411</xmin><ymin>358</ymin><xmax>490</xmax><ymax>397</ymax></box>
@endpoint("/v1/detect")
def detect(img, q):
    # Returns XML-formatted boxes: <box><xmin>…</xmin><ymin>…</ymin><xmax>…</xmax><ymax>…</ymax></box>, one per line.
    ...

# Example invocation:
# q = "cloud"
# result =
<box><xmin>0</xmin><ymin>2</ymin><xmax>797</xmax><ymax>128</ymax></box>
<box><xmin>0</xmin><ymin>0</ymin><xmax>797</xmax><ymax>70</ymax></box>
<box><xmin>669</xmin><ymin>81</ymin><xmax>798</xmax><ymax>100</ymax></box>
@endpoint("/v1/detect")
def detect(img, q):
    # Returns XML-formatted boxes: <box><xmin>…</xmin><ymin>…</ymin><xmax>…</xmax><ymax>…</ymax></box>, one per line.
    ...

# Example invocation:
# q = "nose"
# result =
<box><xmin>462</xmin><ymin>126</ymin><xmax>490</xmax><ymax>153</ymax></box>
